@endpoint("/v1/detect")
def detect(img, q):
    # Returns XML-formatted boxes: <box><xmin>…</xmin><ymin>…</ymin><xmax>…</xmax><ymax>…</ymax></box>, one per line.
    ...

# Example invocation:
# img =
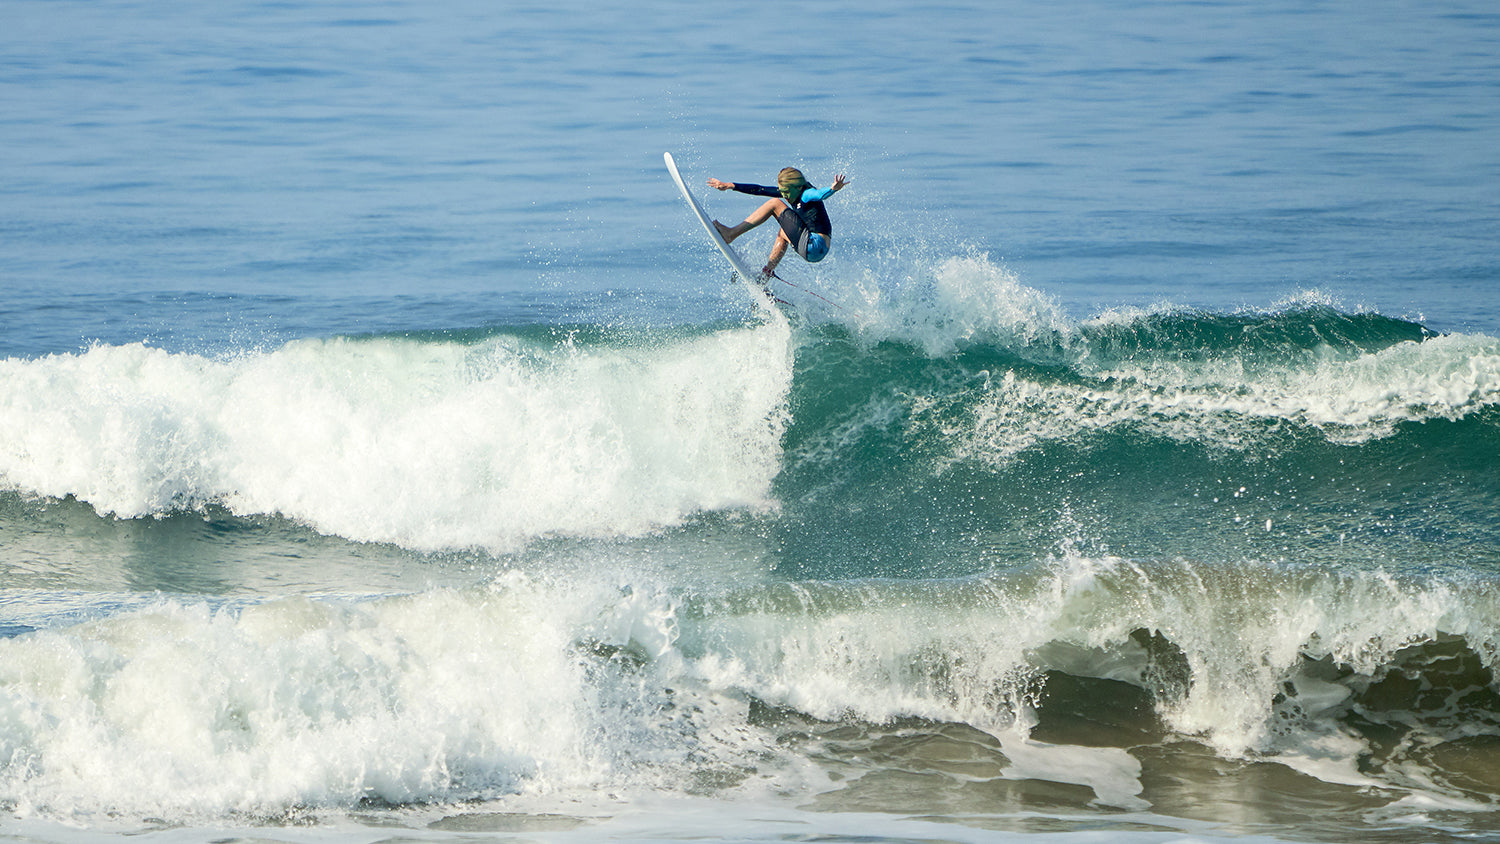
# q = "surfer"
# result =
<box><xmin>707</xmin><ymin>168</ymin><xmax>849</xmax><ymax>278</ymax></box>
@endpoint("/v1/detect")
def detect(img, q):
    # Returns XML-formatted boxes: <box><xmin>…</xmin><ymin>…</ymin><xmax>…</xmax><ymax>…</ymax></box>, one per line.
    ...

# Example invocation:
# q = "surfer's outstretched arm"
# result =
<box><xmin>707</xmin><ymin>178</ymin><xmax>780</xmax><ymax>200</ymax></box>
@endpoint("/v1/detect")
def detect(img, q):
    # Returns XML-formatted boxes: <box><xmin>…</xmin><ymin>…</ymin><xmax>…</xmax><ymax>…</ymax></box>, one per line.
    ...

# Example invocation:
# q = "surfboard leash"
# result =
<box><xmin>766</xmin><ymin>270</ymin><xmax>846</xmax><ymax>312</ymax></box>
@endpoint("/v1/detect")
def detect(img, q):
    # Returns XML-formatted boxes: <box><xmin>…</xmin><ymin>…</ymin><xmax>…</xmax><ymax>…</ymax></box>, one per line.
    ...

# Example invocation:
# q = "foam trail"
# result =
<box><xmin>911</xmin><ymin>331</ymin><xmax>1500</xmax><ymax>469</ymax></box>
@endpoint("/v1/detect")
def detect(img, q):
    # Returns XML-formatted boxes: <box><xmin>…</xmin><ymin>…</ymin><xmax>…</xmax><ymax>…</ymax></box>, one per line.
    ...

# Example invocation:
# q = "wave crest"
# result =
<box><xmin>0</xmin><ymin>324</ymin><xmax>793</xmax><ymax>551</ymax></box>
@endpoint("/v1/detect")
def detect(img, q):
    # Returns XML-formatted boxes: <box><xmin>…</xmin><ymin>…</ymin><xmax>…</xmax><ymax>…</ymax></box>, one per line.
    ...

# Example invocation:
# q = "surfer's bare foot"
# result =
<box><xmin>713</xmin><ymin>220</ymin><xmax>736</xmax><ymax>242</ymax></box>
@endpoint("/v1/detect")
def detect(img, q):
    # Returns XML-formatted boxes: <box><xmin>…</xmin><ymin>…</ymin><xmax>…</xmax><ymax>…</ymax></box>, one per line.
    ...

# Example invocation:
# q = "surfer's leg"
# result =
<box><xmin>715</xmin><ymin>198</ymin><xmax>785</xmax><ymax>244</ymax></box>
<box><xmin>763</xmin><ymin>231</ymin><xmax>791</xmax><ymax>275</ymax></box>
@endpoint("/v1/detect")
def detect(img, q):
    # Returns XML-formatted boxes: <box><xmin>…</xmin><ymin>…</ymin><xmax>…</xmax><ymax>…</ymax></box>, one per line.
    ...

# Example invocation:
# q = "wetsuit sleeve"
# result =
<box><xmin>799</xmin><ymin>186</ymin><xmax>836</xmax><ymax>203</ymax></box>
<box><xmin>731</xmin><ymin>183</ymin><xmax>781</xmax><ymax>198</ymax></box>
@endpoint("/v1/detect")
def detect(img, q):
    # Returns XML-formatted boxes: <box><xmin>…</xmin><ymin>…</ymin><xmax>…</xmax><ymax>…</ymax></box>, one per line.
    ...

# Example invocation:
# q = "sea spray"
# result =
<box><xmin>841</xmin><ymin>253</ymin><xmax>1076</xmax><ymax>357</ymax></box>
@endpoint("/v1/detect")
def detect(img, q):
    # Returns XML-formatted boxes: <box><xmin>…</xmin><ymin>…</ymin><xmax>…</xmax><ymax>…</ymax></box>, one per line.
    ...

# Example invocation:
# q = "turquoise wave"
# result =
<box><xmin>767</xmin><ymin>304</ymin><xmax>1500</xmax><ymax>578</ymax></box>
<box><xmin>1</xmin><ymin>302</ymin><xmax>1496</xmax><ymax>570</ymax></box>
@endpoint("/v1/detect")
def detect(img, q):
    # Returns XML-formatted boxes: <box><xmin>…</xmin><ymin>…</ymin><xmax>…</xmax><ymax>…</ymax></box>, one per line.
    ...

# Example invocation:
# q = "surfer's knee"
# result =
<box><xmin>752</xmin><ymin>198</ymin><xmax>783</xmax><ymax>221</ymax></box>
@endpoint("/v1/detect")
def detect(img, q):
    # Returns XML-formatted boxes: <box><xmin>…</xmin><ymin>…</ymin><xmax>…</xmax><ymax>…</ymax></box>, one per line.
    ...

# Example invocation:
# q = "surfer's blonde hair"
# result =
<box><xmin>777</xmin><ymin>167</ymin><xmax>808</xmax><ymax>203</ymax></box>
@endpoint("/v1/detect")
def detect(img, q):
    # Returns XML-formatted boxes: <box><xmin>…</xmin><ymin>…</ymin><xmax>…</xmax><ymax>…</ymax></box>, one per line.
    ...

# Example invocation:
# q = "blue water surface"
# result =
<box><xmin>4</xmin><ymin>0</ymin><xmax>1498</xmax><ymax>357</ymax></box>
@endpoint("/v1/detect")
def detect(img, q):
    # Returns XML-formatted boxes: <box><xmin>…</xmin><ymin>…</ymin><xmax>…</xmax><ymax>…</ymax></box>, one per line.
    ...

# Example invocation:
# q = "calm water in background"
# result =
<box><xmin>3</xmin><ymin>1</ymin><xmax>1500</xmax><ymax>842</ymax></box>
<box><xmin>6</xmin><ymin>0</ymin><xmax>1499</xmax><ymax>352</ymax></box>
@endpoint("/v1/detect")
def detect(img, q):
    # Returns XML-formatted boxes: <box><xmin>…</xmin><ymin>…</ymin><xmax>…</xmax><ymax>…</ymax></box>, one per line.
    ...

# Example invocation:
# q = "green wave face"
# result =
<box><xmin>769</xmin><ymin>305</ymin><xmax>1500</xmax><ymax>578</ymax></box>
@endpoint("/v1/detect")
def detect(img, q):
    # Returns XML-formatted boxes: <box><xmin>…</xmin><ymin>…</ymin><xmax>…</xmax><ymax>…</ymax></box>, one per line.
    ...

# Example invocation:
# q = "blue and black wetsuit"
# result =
<box><xmin>730</xmin><ymin>182</ymin><xmax>836</xmax><ymax>262</ymax></box>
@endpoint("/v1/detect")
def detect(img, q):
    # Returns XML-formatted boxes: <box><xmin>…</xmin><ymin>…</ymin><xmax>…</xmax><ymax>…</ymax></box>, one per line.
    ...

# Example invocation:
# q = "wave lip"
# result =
<box><xmin>667</xmin><ymin>556</ymin><xmax>1500</xmax><ymax>812</ymax></box>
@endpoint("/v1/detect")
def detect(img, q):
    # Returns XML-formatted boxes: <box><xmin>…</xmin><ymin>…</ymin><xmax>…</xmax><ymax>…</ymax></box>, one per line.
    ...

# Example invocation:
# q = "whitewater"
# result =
<box><xmin>0</xmin><ymin>322</ymin><xmax>793</xmax><ymax>550</ymax></box>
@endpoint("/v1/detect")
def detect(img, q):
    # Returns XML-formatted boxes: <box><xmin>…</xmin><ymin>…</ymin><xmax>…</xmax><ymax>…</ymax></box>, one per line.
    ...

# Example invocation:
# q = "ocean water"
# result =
<box><xmin>3</xmin><ymin>0</ymin><xmax>1500</xmax><ymax>842</ymax></box>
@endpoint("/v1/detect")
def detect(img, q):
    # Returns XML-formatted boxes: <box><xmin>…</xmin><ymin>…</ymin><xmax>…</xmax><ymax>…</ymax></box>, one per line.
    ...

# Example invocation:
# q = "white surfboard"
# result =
<box><xmin>664</xmin><ymin>152</ymin><xmax>779</xmax><ymax>314</ymax></box>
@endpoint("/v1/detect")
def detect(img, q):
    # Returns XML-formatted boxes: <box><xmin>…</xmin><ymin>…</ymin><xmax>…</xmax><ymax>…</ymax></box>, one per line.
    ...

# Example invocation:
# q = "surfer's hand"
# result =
<box><xmin>831</xmin><ymin>174</ymin><xmax>850</xmax><ymax>191</ymax></box>
<box><xmin>706</xmin><ymin>178</ymin><xmax>734</xmax><ymax>191</ymax></box>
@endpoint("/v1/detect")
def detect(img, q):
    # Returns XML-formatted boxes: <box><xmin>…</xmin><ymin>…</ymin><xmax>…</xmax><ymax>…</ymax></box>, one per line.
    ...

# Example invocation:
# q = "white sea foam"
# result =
<box><xmin>0</xmin><ymin>574</ymin><xmax>796</xmax><ymax>819</ymax></box>
<box><xmin>2</xmin><ymin>557</ymin><xmax>1497</xmax><ymax>822</ymax></box>
<box><xmin>1083</xmin><ymin>331</ymin><xmax>1500</xmax><ymax>437</ymax></box>
<box><xmin>0</xmin><ymin>321</ymin><xmax>793</xmax><ymax>551</ymax></box>
<box><xmin>993</xmin><ymin>730</ymin><xmax>1147</xmax><ymax>810</ymax></box>
<box><xmin>0</xmin><ymin>583</ymin><xmax>576</xmax><ymax>816</ymax></box>
<box><xmin>925</xmin><ymin>330</ymin><xmax>1500</xmax><ymax>466</ymax></box>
